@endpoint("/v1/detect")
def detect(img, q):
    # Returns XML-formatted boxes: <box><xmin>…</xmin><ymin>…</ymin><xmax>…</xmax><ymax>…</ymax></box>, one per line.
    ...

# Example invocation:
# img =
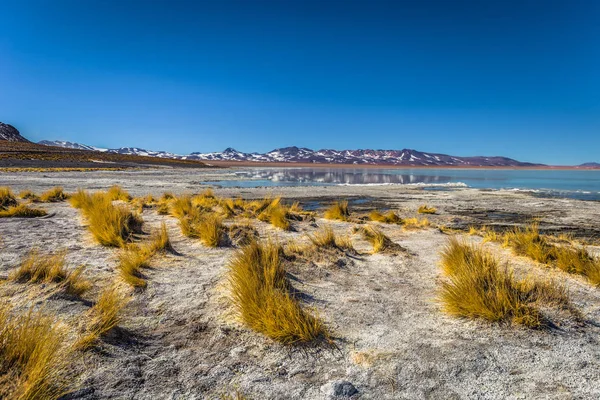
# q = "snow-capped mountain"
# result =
<box><xmin>38</xmin><ymin>140</ymin><xmax>105</xmax><ymax>151</ymax></box>
<box><xmin>0</xmin><ymin>122</ymin><xmax>29</xmax><ymax>142</ymax></box>
<box><xmin>187</xmin><ymin>146</ymin><xmax>540</xmax><ymax>166</ymax></box>
<box><xmin>39</xmin><ymin>141</ymin><xmax>541</xmax><ymax>167</ymax></box>
<box><xmin>39</xmin><ymin>141</ymin><xmax>180</xmax><ymax>159</ymax></box>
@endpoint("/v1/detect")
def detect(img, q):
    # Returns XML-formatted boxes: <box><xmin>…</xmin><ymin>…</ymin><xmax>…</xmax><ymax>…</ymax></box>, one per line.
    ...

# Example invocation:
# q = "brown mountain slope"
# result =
<box><xmin>0</xmin><ymin>140</ymin><xmax>210</xmax><ymax>169</ymax></box>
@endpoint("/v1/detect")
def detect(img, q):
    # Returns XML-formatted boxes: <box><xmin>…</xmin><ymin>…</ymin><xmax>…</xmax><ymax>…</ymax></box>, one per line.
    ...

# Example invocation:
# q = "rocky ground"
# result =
<box><xmin>1</xmin><ymin>168</ymin><xmax>599</xmax><ymax>399</ymax></box>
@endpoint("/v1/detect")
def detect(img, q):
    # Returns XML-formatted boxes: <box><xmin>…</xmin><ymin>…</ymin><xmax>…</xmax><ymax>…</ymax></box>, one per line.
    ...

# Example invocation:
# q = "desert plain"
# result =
<box><xmin>1</xmin><ymin>167</ymin><xmax>599</xmax><ymax>400</ymax></box>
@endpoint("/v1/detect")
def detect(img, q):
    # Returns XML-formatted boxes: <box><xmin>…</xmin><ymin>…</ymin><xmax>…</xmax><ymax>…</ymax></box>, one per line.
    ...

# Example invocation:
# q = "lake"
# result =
<box><xmin>208</xmin><ymin>167</ymin><xmax>600</xmax><ymax>201</ymax></box>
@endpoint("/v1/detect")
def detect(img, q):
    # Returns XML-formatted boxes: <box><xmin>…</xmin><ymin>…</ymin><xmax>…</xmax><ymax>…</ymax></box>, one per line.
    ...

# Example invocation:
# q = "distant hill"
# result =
<box><xmin>41</xmin><ymin>141</ymin><xmax>544</xmax><ymax>167</ymax></box>
<box><xmin>0</xmin><ymin>124</ymin><xmax>208</xmax><ymax>169</ymax></box>
<box><xmin>0</xmin><ymin>122</ymin><xmax>29</xmax><ymax>142</ymax></box>
<box><xmin>579</xmin><ymin>162</ymin><xmax>600</xmax><ymax>167</ymax></box>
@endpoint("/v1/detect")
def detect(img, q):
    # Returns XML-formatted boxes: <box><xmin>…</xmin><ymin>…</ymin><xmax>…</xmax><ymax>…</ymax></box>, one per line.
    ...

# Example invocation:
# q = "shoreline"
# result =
<box><xmin>205</xmin><ymin>160</ymin><xmax>600</xmax><ymax>170</ymax></box>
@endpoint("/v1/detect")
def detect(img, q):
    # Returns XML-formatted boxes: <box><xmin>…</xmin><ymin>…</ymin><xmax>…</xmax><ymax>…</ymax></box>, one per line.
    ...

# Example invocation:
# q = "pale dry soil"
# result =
<box><xmin>0</xmin><ymin>169</ymin><xmax>599</xmax><ymax>399</ymax></box>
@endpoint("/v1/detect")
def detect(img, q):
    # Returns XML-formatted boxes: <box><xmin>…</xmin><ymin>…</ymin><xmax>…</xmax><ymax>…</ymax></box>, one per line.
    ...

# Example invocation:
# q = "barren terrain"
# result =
<box><xmin>1</xmin><ymin>168</ymin><xmax>599</xmax><ymax>399</ymax></box>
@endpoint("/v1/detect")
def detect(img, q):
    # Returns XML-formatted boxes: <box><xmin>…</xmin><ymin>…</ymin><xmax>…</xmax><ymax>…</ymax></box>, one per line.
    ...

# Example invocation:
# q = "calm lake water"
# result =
<box><xmin>209</xmin><ymin>168</ymin><xmax>600</xmax><ymax>201</ymax></box>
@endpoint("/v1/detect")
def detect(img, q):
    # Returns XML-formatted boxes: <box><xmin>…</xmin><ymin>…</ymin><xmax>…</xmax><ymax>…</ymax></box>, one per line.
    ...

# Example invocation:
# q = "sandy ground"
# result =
<box><xmin>1</xmin><ymin>168</ymin><xmax>600</xmax><ymax>399</ymax></box>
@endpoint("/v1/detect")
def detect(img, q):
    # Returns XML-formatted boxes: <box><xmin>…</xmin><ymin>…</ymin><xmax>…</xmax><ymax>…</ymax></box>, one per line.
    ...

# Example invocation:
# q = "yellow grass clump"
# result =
<box><xmin>170</xmin><ymin>195</ymin><xmax>195</xmax><ymax>219</ymax></box>
<box><xmin>307</xmin><ymin>226</ymin><xmax>354</xmax><ymax>252</ymax></box>
<box><xmin>439</xmin><ymin>238</ymin><xmax>575</xmax><ymax>328</ymax></box>
<box><xmin>196</xmin><ymin>214</ymin><xmax>226</xmax><ymax>247</ymax></box>
<box><xmin>117</xmin><ymin>245</ymin><xmax>150</xmax><ymax>289</ymax></box>
<box><xmin>402</xmin><ymin>217</ymin><xmax>430</xmax><ymax>229</ymax></box>
<box><xmin>369</xmin><ymin>210</ymin><xmax>402</xmax><ymax>224</ymax></box>
<box><xmin>71</xmin><ymin>191</ymin><xmax>143</xmax><ymax>247</ymax></box>
<box><xmin>503</xmin><ymin>224</ymin><xmax>555</xmax><ymax>264</ymax></box>
<box><xmin>19</xmin><ymin>189</ymin><xmax>40</xmax><ymax>202</ymax></box>
<box><xmin>324</xmin><ymin>200</ymin><xmax>350</xmax><ymax>221</ymax></box>
<box><xmin>418</xmin><ymin>205</ymin><xmax>437</xmax><ymax>214</ymax></box>
<box><xmin>106</xmin><ymin>185</ymin><xmax>131</xmax><ymax>201</ymax></box>
<box><xmin>118</xmin><ymin>223</ymin><xmax>173</xmax><ymax>288</ymax></box>
<box><xmin>482</xmin><ymin>224</ymin><xmax>600</xmax><ymax>286</ymax></box>
<box><xmin>227</xmin><ymin>240</ymin><xmax>328</xmax><ymax>344</ymax></box>
<box><xmin>131</xmin><ymin>194</ymin><xmax>156</xmax><ymax>212</ymax></box>
<box><xmin>39</xmin><ymin>187</ymin><xmax>68</xmax><ymax>203</ymax></box>
<box><xmin>256</xmin><ymin>198</ymin><xmax>293</xmax><ymax>230</ymax></box>
<box><xmin>0</xmin><ymin>204</ymin><xmax>47</xmax><ymax>218</ymax></box>
<box><xmin>359</xmin><ymin>226</ymin><xmax>397</xmax><ymax>254</ymax></box>
<box><xmin>10</xmin><ymin>250</ymin><xmax>91</xmax><ymax>297</ymax></box>
<box><xmin>0</xmin><ymin>186</ymin><xmax>18</xmax><ymax>209</ymax></box>
<box><xmin>76</xmin><ymin>286</ymin><xmax>129</xmax><ymax>349</ymax></box>
<box><xmin>0</xmin><ymin>304</ymin><xmax>72</xmax><ymax>400</ymax></box>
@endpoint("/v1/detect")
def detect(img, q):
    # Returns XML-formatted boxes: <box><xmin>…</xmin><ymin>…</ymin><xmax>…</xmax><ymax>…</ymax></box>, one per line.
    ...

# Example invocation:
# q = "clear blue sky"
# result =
<box><xmin>1</xmin><ymin>0</ymin><xmax>598</xmax><ymax>164</ymax></box>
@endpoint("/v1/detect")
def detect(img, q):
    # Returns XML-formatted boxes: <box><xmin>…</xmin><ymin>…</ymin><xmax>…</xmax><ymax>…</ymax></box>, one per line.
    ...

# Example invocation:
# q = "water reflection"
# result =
<box><xmin>232</xmin><ymin>168</ymin><xmax>454</xmax><ymax>185</ymax></box>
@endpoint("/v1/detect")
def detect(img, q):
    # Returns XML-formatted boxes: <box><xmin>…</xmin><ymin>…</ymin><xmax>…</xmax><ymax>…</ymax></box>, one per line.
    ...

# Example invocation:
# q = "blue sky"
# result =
<box><xmin>1</xmin><ymin>0</ymin><xmax>598</xmax><ymax>164</ymax></box>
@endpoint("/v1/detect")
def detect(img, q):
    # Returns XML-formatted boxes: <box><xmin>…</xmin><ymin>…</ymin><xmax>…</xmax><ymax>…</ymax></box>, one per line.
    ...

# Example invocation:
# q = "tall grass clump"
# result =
<box><xmin>418</xmin><ymin>205</ymin><xmax>437</xmax><ymax>214</ymax></box>
<box><xmin>369</xmin><ymin>210</ymin><xmax>402</xmax><ymax>224</ymax></box>
<box><xmin>227</xmin><ymin>240</ymin><xmax>328</xmax><ymax>344</ymax></box>
<box><xmin>439</xmin><ymin>238</ymin><xmax>575</xmax><ymax>327</ymax></box>
<box><xmin>10</xmin><ymin>249</ymin><xmax>91</xmax><ymax>297</ymax></box>
<box><xmin>196</xmin><ymin>214</ymin><xmax>226</xmax><ymax>247</ymax></box>
<box><xmin>0</xmin><ymin>304</ymin><xmax>72</xmax><ymax>400</ymax></box>
<box><xmin>72</xmin><ymin>191</ymin><xmax>143</xmax><ymax>247</ymax></box>
<box><xmin>0</xmin><ymin>186</ymin><xmax>18</xmax><ymax>209</ymax></box>
<box><xmin>39</xmin><ymin>187</ymin><xmax>68</xmax><ymax>203</ymax></box>
<box><xmin>106</xmin><ymin>185</ymin><xmax>131</xmax><ymax>201</ymax></box>
<box><xmin>324</xmin><ymin>200</ymin><xmax>350</xmax><ymax>221</ymax></box>
<box><xmin>76</xmin><ymin>286</ymin><xmax>129</xmax><ymax>349</ymax></box>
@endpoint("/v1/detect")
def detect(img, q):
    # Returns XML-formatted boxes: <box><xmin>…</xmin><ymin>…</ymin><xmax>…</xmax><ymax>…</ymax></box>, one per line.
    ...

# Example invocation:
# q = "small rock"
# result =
<box><xmin>321</xmin><ymin>380</ymin><xmax>358</xmax><ymax>398</ymax></box>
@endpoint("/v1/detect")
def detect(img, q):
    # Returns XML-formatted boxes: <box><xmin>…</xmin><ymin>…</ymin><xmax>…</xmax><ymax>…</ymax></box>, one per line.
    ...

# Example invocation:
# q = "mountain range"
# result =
<box><xmin>38</xmin><ymin>140</ymin><xmax>544</xmax><ymax>167</ymax></box>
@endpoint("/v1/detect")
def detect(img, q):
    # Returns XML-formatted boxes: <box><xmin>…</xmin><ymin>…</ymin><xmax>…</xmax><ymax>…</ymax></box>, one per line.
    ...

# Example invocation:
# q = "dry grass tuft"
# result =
<box><xmin>0</xmin><ymin>304</ymin><xmax>72</xmax><ymax>400</ymax></box>
<box><xmin>72</xmin><ymin>191</ymin><xmax>143</xmax><ymax>247</ymax></box>
<box><xmin>10</xmin><ymin>250</ymin><xmax>91</xmax><ymax>297</ymax></box>
<box><xmin>117</xmin><ymin>245</ymin><xmax>150</xmax><ymax>289</ymax></box>
<box><xmin>131</xmin><ymin>195</ymin><xmax>156</xmax><ymax>212</ymax></box>
<box><xmin>118</xmin><ymin>223</ymin><xmax>173</xmax><ymax>288</ymax></box>
<box><xmin>76</xmin><ymin>285</ymin><xmax>129</xmax><ymax>349</ymax></box>
<box><xmin>439</xmin><ymin>238</ymin><xmax>576</xmax><ymax>327</ymax></box>
<box><xmin>227</xmin><ymin>240</ymin><xmax>328</xmax><ymax>344</ymax></box>
<box><xmin>402</xmin><ymin>217</ymin><xmax>430</xmax><ymax>230</ymax></box>
<box><xmin>552</xmin><ymin>246</ymin><xmax>600</xmax><ymax>286</ymax></box>
<box><xmin>503</xmin><ymin>224</ymin><xmax>555</xmax><ymax>264</ymax></box>
<box><xmin>0</xmin><ymin>204</ymin><xmax>48</xmax><ymax>218</ymax></box>
<box><xmin>369</xmin><ymin>210</ymin><xmax>402</xmax><ymax>224</ymax></box>
<box><xmin>324</xmin><ymin>200</ymin><xmax>350</xmax><ymax>221</ymax></box>
<box><xmin>19</xmin><ymin>189</ymin><xmax>40</xmax><ymax>202</ymax></box>
<box><xmin>256</xmin><ymin>198</ymin><xmax>293</xmax><ymax>230</ymax></box>
<box><xmin>146</xmin><ymin>222</ymin><xmax>173</xmax><ymax>254</ymax></box>
<box><xmin>229</xmin><ymin>222</ymin><xmax>259</xmax><ymax>247</ymax></box>
<box><xmin>418</xmin><ymin>205</ymin><xmax>437</xmax><ymax>214</ymax></box>
<box><xmin>170</xmin><ymin>195</ymin><xmax>195</xmax><ymax>219</ymax></box>
<box><xmin>196</xmin><ymin>214</ymin><xmax>226</xmax><ymax>247</ymax></box>
<box><xmin>305</xmin><ymin>226</ymin><xmax>355</xmax><ymax>253</ymax></box>
<box><xmin>39</xmin><ymin>187</ymin><xmax>68</xmax><ymax>203</ymax></box>
<box><xmin>106</xmin><ymin>185</ymin><xmax>131</xmax><ymax>202</ymax></box>
<box><xmin>0</xmin><ymin>186</ymin><xmax>18</xmax><ymax>209</ymax></box>
<box><xmin>359</xmin><ymin>226</ymin><xmax>400</xmax><ymax>254</ymax></box>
